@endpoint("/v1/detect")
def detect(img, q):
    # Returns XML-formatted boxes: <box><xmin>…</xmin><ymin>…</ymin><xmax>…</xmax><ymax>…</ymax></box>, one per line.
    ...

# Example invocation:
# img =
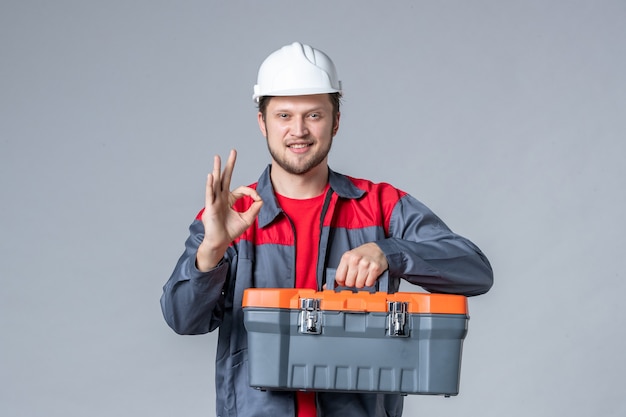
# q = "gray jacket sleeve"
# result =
<box><xmin>375</xmin><ymin>194</ymin><xmax>493</xmax><ymax>296</ymax></box>
<box><xmin>160</xmin><ymin>219</ymin><xmax>231</xmax><ymax>335</ymax></box>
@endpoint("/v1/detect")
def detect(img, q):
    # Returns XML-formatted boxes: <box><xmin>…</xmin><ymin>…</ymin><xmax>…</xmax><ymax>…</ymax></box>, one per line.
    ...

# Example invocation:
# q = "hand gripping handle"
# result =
<box><xmin>325</xmin><ymin>269</ymin><xmax>393</xmax><ymax>294</ymax></box>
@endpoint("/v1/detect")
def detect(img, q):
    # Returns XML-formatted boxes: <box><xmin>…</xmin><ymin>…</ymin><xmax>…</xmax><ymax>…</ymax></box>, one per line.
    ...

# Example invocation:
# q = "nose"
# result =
<box><xmin>291</xmin><ymin>117</ymin><xmax>309</xmax><ymax>137</ymax></box>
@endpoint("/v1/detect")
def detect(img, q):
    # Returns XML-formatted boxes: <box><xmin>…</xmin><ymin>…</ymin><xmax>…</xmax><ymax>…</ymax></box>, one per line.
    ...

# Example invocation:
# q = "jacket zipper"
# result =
<box><xmin>317</xmin><ymin>189</ymin><xmax>335</xmax><ymax>290</ymax></box>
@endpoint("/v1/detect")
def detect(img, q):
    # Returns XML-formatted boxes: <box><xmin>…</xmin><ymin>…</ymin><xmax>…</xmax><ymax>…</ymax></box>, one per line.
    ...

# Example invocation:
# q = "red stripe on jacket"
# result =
<box><xmin>195</xmin><ymin>177</ymin><xmax>407</xmax><ymax>246</ymax></box>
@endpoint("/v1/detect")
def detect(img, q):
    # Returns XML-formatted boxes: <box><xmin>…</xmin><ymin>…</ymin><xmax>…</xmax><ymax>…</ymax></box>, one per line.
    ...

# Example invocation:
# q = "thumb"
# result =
<box><xmin>239</xmin><ymin>199</ymin><xmax>263</xmax><ymax>225</ymax></box>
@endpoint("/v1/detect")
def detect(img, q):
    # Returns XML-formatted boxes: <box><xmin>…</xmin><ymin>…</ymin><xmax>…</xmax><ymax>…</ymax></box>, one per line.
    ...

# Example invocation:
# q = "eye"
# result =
<box><xmin>278</xmin><ymin>113</ymin><xmax>289</xmax><ymax>119</ymax></box>
<box><xmin>308</xmin><ymin>113</ymin><xmax>320</xmax><ymax>119</ymax></box>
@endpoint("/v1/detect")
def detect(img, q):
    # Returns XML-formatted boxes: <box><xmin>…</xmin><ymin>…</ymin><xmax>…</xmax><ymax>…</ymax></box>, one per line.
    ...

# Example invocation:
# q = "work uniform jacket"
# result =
<box><xmin>161</xmin><ymin>166</ymin><xmax>493</xmax><ymax>417</ymax></box>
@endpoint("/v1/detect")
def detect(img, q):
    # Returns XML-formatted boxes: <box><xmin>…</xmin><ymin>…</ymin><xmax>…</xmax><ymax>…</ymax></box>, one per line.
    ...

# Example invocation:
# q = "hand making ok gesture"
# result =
<box><xmin>196</xmin><ymin>149</ymin><xmax>263</xmax><ymax>272</ymax></box>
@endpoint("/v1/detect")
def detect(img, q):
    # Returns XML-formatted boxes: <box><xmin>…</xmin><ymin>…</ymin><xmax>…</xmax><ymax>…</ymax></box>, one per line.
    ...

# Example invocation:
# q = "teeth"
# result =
<box><xmin>290</xmin><ymin>144</ymin><xmax>309</xmax><ymax>149</ymax></box>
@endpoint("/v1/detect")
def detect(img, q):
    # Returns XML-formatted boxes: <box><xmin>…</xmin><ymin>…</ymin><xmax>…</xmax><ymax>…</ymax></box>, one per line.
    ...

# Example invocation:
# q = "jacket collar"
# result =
<box><xmin>256</xmin><ymin>165</ymin><xmax>365</xmax><ymax>228</ymax></box>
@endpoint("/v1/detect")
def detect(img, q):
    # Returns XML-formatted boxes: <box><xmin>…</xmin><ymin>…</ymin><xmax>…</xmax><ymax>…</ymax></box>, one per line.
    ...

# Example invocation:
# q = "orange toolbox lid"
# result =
<box><xmin>242</xmin><ymin>289</ymin><xmax>467</xmax><ymax>314</ymax></box>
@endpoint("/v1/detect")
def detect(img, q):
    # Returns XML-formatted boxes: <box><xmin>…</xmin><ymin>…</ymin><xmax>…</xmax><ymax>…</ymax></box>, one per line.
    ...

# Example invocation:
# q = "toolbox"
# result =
<box><xmin>242</xmin><ymin>287</ymin><xmax>469</xmax><ymax>396</ymax></box>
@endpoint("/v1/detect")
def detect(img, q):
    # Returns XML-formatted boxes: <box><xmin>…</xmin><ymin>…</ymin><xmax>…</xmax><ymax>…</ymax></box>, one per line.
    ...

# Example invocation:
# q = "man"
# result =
<box><xmin>161</xmin><ymin>41</ymin><xmax>493</xmax><ymax>417</ymax></box>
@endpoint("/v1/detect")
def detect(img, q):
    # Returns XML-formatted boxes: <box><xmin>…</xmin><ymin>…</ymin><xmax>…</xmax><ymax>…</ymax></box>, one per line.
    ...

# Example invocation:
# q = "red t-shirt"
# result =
<box><xmin>275</xmin><ymin>190</ymin><xmax>325</xmax><ymax>291</ymax></box>
<box><xmin>275</xmin><ymin>189</ymin><xmax>327</xmax><ymax>417</ymax></box>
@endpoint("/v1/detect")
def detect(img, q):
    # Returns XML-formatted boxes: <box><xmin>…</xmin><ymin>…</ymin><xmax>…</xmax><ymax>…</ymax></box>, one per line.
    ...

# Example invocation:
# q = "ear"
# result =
<box><xmin>332</xmin><ymin>112</ymin><xmax>341</xmax><ymax>136</ymax></box>
<box><xmin>257</xmin><ymin>112</ymin><xmax>267</xmax><ymax>137</ymax></box>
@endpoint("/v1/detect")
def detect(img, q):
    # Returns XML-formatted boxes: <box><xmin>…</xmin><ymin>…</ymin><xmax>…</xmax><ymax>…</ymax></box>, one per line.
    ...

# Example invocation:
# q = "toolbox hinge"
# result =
<box><xmin>299</xmin><ymin>298</ymin><xmax>322</xmax><ymax>335</ymax></box>
<box><xmin>387</xmin><ymin>301</ymin><xmax>409</xmax><ymax>337</ymax></box>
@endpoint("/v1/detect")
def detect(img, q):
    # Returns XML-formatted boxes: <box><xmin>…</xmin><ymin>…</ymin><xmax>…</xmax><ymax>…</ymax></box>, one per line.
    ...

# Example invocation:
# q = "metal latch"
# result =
<box><xmin>299</xmin><ymin>298</ymin><xmax>322</xmax><ymax>334</ymax></box>
<box><xmin>387</xmin><ymin>301</ymin><xmax>408</xmax><ymax>337</ymax></box>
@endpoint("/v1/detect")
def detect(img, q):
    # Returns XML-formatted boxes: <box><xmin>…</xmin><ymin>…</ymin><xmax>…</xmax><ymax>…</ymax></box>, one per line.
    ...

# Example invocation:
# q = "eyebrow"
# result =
<box><xmin>272</xmin><ymin>107</ymin><xmax>326</xmax><ymax>113</ymax></box>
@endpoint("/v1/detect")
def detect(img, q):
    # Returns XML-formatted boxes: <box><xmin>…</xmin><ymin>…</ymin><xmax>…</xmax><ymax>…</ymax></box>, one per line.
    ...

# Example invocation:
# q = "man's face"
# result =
<box><xmin>258</xmin><ymin>94</ymin><xmax>340</xmax><ymax>176</ymax></box>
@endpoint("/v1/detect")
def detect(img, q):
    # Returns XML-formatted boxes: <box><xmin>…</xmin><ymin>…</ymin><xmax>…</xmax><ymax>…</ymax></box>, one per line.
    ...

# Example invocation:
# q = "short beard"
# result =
<box><xmin>267</xmin><ymin>139</ymin><xmax>333</xmax><ymax>175</ymax></box>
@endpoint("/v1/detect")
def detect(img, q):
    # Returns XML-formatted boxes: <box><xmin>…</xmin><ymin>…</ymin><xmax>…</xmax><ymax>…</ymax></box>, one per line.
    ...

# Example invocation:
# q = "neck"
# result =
<box><xmin>270</xmin><ymin>163</ymin><xmax>329</xmax><ymax>199</ymax></box>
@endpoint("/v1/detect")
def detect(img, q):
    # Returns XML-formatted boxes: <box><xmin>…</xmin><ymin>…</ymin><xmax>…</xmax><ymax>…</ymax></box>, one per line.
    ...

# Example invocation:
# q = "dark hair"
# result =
<box><xmin>257</xmin><ymin>92</ymin><xmax>342</xmax><ymax>120</ymax></box>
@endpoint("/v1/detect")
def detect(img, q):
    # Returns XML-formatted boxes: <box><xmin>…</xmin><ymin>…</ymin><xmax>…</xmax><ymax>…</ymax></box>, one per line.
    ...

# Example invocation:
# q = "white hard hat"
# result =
<box><xmin>252</xmin><ymin>42</ymin><xmax>342</xmax><ymax>102</ymax></box>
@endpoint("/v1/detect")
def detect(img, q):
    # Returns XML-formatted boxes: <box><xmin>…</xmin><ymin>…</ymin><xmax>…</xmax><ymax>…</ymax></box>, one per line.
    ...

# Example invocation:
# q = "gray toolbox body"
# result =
<box><xmin>242</xmin><ymin>287</ymin><xmax>469</xmax><ymax>396</ymax></box>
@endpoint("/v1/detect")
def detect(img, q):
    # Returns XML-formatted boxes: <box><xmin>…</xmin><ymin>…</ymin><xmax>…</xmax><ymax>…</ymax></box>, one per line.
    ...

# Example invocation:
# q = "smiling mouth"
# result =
<box><xmin>288</xmin><ymin>143</ymin><xmax>312</xmax><ymax>149</ymax></box>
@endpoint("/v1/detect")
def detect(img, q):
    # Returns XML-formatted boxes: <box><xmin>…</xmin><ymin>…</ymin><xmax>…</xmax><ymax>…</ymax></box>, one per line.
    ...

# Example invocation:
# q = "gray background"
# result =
<box><xmin>2</xmin><ymin>1</ymin><xmax>625</xmax><ymax>416</ymax></box>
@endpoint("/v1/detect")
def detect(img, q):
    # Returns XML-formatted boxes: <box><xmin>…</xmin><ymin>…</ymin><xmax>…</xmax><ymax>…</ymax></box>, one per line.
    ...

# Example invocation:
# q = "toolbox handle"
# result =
<box><xmin>325</xmin><ymin>269</ymin><xmax>393</xmax><ymax>293</ymax></box>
